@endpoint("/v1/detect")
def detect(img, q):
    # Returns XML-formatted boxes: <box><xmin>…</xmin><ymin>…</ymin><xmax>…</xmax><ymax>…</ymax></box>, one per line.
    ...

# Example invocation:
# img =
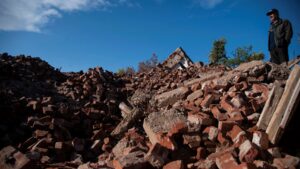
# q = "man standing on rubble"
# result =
<box><xmin>267</xmin><ymin>8</ymin><xmax>293</xmax><ymax>65</ymax></box>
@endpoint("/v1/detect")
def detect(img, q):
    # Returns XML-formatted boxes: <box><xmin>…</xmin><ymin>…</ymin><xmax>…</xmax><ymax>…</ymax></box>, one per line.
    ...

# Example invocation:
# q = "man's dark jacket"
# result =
<box><xmin>268</xmin><ymin>18</ymin><xmax>293</xmax><ymax>51</ymax></box>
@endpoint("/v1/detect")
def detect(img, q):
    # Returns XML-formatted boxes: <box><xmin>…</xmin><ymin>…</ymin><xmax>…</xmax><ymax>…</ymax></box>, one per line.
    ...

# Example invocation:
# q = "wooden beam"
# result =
<box><xmin>288</xmin><ymin>57</ymin><xmax>300</xmax><ymax>69</ymax></box>
<box><xmin>280</xmin><ymin>78</ymin><xmax>300</xmax><ymax>128</ymax></box>
<box><xmin>257</xmin><ymin>81</ymin><xmax>284</xmax><ymax>130</ymax></box>
<box><xmin>266</xmin><ymin>65</ymin><xmax>300</xmax><ymax>144</ymax></box>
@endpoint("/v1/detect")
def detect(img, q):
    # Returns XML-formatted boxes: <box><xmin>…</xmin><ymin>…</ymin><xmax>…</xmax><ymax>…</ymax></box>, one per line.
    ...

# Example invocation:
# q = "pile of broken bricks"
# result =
<box><xmin>1</xmin><ymin>53</ymin><xmax>300</xmax><ymax>169</ymax></box>
<box><xmin>109</xmin><ymin>61</ymin><xmax>299</xmax><ymax>169</ymax></box>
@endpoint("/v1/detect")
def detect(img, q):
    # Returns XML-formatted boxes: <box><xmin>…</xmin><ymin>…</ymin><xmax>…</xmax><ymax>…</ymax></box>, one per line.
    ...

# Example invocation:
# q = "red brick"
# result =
<box><xmin>183</xmin><ymin>101</ymin><xmax>200</xmax><ymax>112</ymax></box>
<box><xmin>188</xmin><ymin>111</ymin><xmax>214</xmax><ymax>126</ymax></box>
<box><xmin>112</xmin><ymin>131</ymin><xmax>145</xmax><ymax>158</ymax></box>
<box><xmin>239</xmin><ymin>140</ymin><xmax>259</xmax><ymax>163</ymax></box>
<box><xmin>227</xmin><ymin>125</ymin><xmax>248</xmax><ymax>147</ymax></box>
<box><xmin>216</xmin><ymin>152</ymin><xmax>239</xmax><ymax>169</ymax></box>
<box><xmin>211</xmin><ymin>106</ymin><xmax>227</xmax><ymax>121</ymax></box>
<box><xmin>252</xmin><ymin>131</ymin><xmax>269</xmax><ymax>150</ymax></box>
<box><xmin>203</xmin><ymin>126</ymin><xmax>218</xmax><ymax>141</ymax></box>
<box><xmin>220</xmin><ymin>95</ymin><xmax>235</xmax><ymax>113</ymax></box>
<box><xmin>163</xmin><ymin>160</ymin><xmax>183</xmax><ymax>169</ymax></box>
<box><xmin>218</xmin><ymin>121</ymin><xmax>238</xmax><ymax>134</ymax></box>
<box><xmin>201</xmin><ymin>94</ymin><xmax>214</xmax><ymax>108</ymax></box>
<box><xmin>143</xmin><ymin>110</ymin><xmax>187</xmax><ymax>150</ymax></box>
<box><xmin>207</xmin><ymin>146</ymin><xmax>235</xmax><ymax>161</ymax></box>
<box><xmin>113</xmin><ymin>151</ymin><xmax>148</xmax><ymax>169</ymax></box>
<box><xmin>228</xmin><ymin>111</ymin><xmax>245</xmax><ymax>124</ymax></box>
<box><xmin>233</xmin><ymin>163</ymin><xmax>257</xmax><ymax>169</ymax></box>
<box><xmin>217</xmin><ymin>133</ymin><xmax>229</xmax><ymax>145</ymax></box>
<box><xmin>145</xmin><ymin>143</ymin><xmax>169</xmax><ymax>168</ymax></box>
<box><xmin>252</xmin><ymin>84</ymin><xmax>269</xmax><ymax>101</ymax></box>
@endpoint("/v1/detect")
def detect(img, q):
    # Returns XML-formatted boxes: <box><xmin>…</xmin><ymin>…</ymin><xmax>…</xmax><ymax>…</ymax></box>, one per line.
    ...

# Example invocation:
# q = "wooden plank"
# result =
<box><xmin>256</xmin><ymin>81</ymin><xmax>284</xmax><ymax>130</ymax></box>
<box><xmin>272</xmin><ymin>79</ymin><xmax>300</xmax><ymax>144</ymax></box>
<box><xmin>288</xmin><ymin>57</ymin><xmax>300</xmax><ymax>69</ymax></box>
<box><xmin>280</xmin><ymin>78</ymin><xmax>300</xmax><ymax>128</ymax></box>
<box><xmin>266</xmin><ymin>65</ymin><xmax>300</xmax><ymax>144</ymax></box>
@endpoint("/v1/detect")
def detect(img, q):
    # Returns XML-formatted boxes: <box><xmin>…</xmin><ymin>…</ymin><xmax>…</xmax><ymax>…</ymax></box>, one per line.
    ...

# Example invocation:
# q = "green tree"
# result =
<box><xmin>227</xmin><ymin>45</ymin><xmax>264</xmax><ymax>67</ymax></box>
<box><xmin>209</xmin><ymin>38</ymin><xmax>227</xmax><ymax>65</ymax></box>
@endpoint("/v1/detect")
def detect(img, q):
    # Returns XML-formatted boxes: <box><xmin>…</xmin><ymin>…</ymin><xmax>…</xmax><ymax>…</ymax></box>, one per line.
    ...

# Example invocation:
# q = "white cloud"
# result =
<box><xmin>194</xmin><ymin>0</ymin><xmax>223</xmax><ymax>9</ymax></box>
<box><xmin>0</xmin><ymin>0</ymin><xmax>130</xmax><ymax>32</ymax></box>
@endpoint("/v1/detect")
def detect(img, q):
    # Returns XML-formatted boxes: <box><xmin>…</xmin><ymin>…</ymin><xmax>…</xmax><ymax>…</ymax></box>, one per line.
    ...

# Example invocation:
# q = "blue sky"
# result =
<box><xmin>0</xmin><ymin>0</ymin><xmax>299</xmax><ymax>72</ymax></box>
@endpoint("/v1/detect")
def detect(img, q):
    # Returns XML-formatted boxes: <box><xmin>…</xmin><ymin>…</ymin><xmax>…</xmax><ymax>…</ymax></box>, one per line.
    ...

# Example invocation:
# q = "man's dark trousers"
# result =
<box><xmin>270</xmin><ymin>47</ymin><xmax>289</xmax><ymax>64</ymax></box>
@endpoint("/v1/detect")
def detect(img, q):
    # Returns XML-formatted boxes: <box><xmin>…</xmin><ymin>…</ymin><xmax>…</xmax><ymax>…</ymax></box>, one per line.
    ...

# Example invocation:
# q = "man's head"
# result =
<box><xmin>266</xmin><ymin>9</ymin><xmax>279</xmax><ymax>23</ymax></box>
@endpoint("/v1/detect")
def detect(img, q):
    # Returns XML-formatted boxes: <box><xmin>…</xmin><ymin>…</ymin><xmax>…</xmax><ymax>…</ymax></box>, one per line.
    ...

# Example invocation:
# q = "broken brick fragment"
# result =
<box><xmin>234</xmin><ymin>163</ymin><xmax>258</xmax><ymax>169</ymax></box>
<box><xmin>227</xmin><ymin>125</ymin><xmax>248</xmax><ymax>147</ymax></box>
<box><xmin>145</xmin><ymin>143</ymin><xmax>169</xmax><ymax>168</ymax></box>
<box><xmin>163</xmin><ymin>160</ymin><xmax>184</xmax><ymax>169</ymax></box>
<box><xmin>211</xmin><ymin>106</ymin><xmax>227</xmax><ymax>121</ymax></box>
<box><xmin>218</xmin><ymin>121</ymin><xmax>237</xmax><ymax>134</ymax></box>
<box><xmin>220</xmin><ymin>95</ymin><xmax>235</xmax><ymax>113</ymax></box>
<box><xmin>203</xmin><ymin>126</ymin><xmax>218</xmax><ymax>142</ymax></box>
<box><xmin>216</xmin><ymin>152</ymin><xmax>239</xmax><ymax>169</ymax></box>
<box><xmin>252</xmin><ymin>83</ymin><xmax>269</xmax><ymax>101</ymax></box>
<box><xmin>0</xmin><ymin>146</ymin><xmax>33</xmax><ymax>169</ymax></box>
<box><xmin>143</xmin><ymin>109</ymin><xmax>187</xmax><ymax>150</ymax></box>
<box><xmin>201</xmin><ymin>94</ymin><xmax>215</xmax><ymax>108</ymax></box>
<box><xmin>252</xmin><ymin>131</ymin><xmax>269</xmax><ymax>150</ymax></box>
<box><xmin>113</xmin><ymin>150</ymin><xmax>148</xmax><ymax>169</ymax></box>
<box><xmin>239</xmin><ymin>140</ymin><xmax>259</xmax><ymax>163</ymax></box>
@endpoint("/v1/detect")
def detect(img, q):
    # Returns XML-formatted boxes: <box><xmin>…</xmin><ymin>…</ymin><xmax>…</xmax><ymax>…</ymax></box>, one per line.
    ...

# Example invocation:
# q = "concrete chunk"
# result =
<box><xmin>155</xmin><ymin>87</ymin><xmax>190</xmax><ymax>107</ymax></box>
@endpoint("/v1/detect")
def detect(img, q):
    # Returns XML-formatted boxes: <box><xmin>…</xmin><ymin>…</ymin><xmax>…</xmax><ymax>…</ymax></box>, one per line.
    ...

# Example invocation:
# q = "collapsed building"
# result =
<box><xmin>0</xmin><ymin>49</ymin><xmax>300</xmax><ymax>169</ymax></box>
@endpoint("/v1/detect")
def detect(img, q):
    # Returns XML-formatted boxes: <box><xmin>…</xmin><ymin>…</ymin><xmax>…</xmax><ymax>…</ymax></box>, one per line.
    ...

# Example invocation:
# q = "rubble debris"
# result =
<box><xmin>1</xmin><ymin>52</ymin><xmax>299</xmax><ymax>169</ymax></box>
<box><xmin>0</xmin><ymin>146</ymin><xmax>33</xmax><ymax>169</ymax></box>
<box><xmin>143</xmin><ymin>109</ymin><xmax>187</xmax><ymax>150</ymax></box>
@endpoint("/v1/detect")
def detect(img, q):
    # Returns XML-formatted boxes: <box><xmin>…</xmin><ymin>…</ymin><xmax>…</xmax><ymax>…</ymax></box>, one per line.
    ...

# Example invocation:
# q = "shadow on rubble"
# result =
<box><xmin>279</xmin><ymin>104</ymin><xmax>300</xmax><ymax>158</ymax></box>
